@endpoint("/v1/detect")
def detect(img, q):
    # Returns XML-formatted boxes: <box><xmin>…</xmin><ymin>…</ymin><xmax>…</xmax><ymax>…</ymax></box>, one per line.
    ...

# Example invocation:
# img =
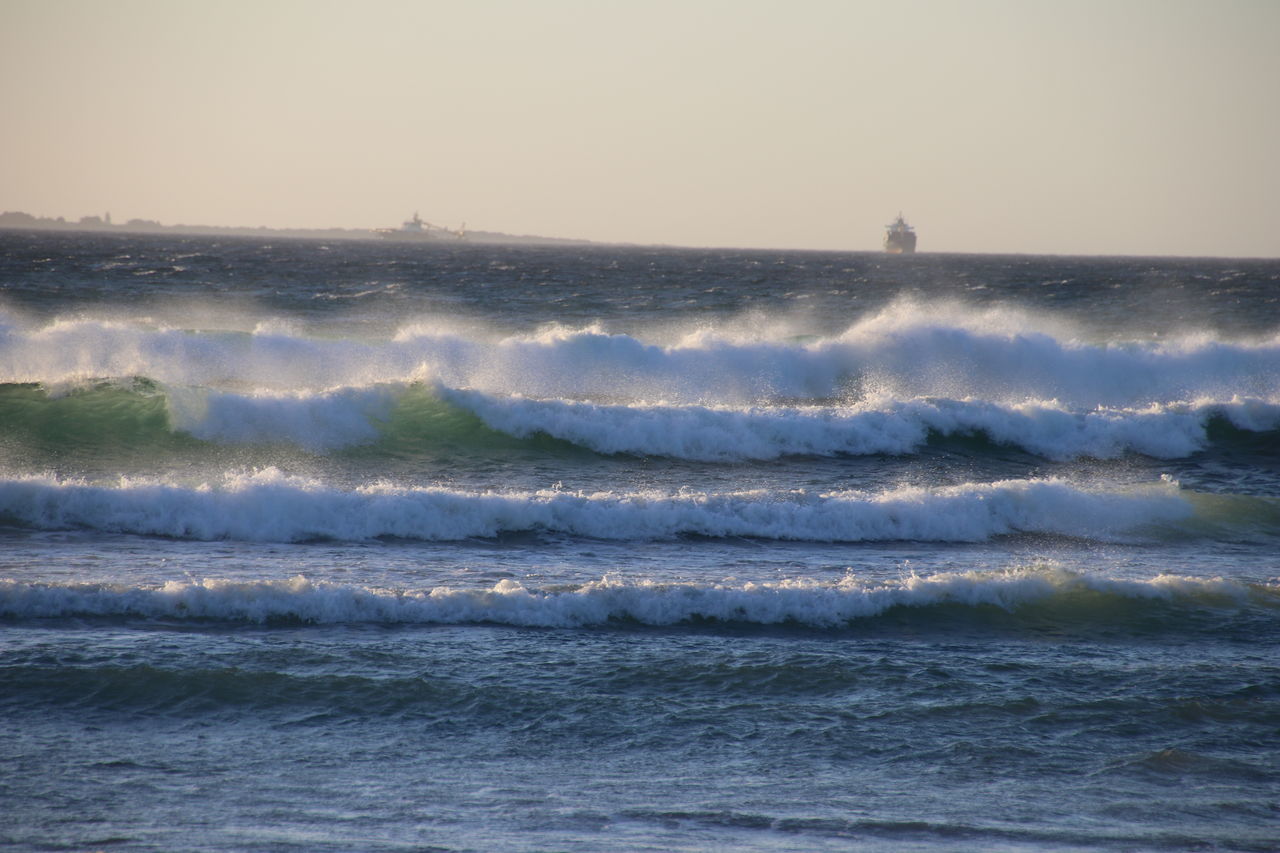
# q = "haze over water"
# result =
<box><xmin>2</xmin><ymin>0</ymin><xmax>1278</xmax><ymax>256</ymax></box>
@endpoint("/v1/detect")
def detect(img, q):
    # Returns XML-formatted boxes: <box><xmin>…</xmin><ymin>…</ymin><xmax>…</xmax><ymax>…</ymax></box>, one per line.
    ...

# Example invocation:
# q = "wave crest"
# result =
<box><xmin>3</xmin><ymin>303</ymin><xmax>1277</xmax><ymax>407</ymax></box>
<box><xmin>0</xmin><ymin>471</ymin><xmax>1195</xmax><ymax>543</ymax></box>
<box><xmin>2</xmin><ymin>569</ymin><xmax>1274</xmax><ymax>630</ymax></box>
<box><xmin>4</xmin><ymin>379</ymin><xmax>1276</xmax><ymax>462</ymax></box>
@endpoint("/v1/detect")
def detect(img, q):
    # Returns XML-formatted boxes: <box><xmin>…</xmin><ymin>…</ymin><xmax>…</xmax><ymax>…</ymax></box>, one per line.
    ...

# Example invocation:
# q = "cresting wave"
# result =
<box><xmin>441</xmin><ymin>387</ymin><xmax>1280</xmax><ymax>461</ymax></box>
<box><xmin>2</xmin><ymin>569</ymin><xmax>1276</xmax><ymax>630</ymax></box>
<box><xmin>3</xmin><ymin>301</ymin><xmax>1278</xmax><ymax>406</ymax></box>
<box><xmin>3</xmin><ymin>379</ymin><xmax>1277</xmax><ymax>461</ymax></box>
<box><xmin>0</xmin><ymin>470</ymin><xmax>1198</xmax><ymax>543</ymax></box>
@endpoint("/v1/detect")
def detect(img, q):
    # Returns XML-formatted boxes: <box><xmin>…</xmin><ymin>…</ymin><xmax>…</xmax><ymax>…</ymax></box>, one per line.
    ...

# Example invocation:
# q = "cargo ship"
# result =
<box><xmin>883</xmin><ymin>213</ymin><xmax>917</xmax><ymax>254</ymax></box>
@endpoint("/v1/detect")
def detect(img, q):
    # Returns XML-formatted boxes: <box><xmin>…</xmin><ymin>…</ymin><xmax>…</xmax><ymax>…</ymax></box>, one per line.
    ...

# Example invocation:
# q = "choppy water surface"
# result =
<box><xmin>2</xmin><ymin>230</ymin><xmax>1278</xmax><ymax>852</ymax></box>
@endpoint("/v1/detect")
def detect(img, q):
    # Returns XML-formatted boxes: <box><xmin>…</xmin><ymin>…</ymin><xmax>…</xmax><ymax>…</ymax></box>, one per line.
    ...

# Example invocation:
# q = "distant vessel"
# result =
<box><xmin>883</xmin><ymin>213</ymin><xmax>917</xmax><ymax>254</ymax></box>
<box><xmin>374</xmin><ymin>212</ymin><xmax>465</xmax><ymax>241</ymax></box>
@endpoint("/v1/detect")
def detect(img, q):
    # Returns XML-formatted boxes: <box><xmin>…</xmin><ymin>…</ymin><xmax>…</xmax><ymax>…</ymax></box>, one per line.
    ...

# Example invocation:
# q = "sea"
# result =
<box><xmin>1</xmin><ymin>229</ymin><xmax>1278</xmax><ymax>852</ymax></box>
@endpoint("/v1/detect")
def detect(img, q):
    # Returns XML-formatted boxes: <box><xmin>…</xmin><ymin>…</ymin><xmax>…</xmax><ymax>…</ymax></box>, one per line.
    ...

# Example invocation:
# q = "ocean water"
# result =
<box><xmin>1</xmin><ymin>230</ymin><xmax>1278</xmax><ymax>852</ymax></box>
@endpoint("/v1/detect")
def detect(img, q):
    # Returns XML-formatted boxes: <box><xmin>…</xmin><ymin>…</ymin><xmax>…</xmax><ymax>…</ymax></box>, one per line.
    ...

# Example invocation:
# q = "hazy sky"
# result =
<box><xmin>2</xmin><ymin>0</ymin><xmax>1277</xmax><ymax>255</ymax></box>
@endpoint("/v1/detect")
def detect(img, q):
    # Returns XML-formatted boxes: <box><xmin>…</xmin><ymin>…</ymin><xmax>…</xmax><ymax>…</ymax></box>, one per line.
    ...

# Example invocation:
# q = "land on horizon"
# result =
<box><xmin>7</xmin><ymin>210</ymin><xmax>1280</xmax><ymax>260</ymax></box>
<box><xmin>0</xmin><ymin>210</ymin><xmax>595</xmax><ymax>247</ymax></box>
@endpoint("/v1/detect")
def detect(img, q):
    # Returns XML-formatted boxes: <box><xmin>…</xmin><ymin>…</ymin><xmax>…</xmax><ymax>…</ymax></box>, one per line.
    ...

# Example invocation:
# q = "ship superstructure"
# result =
<box><xmin>883</xmin><ymin>213</ymin><xmax>917</xmax><ymax>254</ymax></box>
<box><xmin>374</xmin><ymin>212</ymin><xmax>466</xmax><ymax>241</ymax></box>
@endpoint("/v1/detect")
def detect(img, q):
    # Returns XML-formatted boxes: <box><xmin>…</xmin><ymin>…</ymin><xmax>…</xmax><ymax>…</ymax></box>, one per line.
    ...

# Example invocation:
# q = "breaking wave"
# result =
<box><xmin>0</xmin><ymin>470</ymin><xmax>1214</xmax><ymax>544</ymax></box>
<box><xmin>3</xmin><ymin>300</ymin><xmax>1277</xmax><ymax>466</ymax></box>
<box><xmin>2</xmin><ymin>568</ymin><xmax>1276</xmax><ymax>632</ymax></box>
<box><xmin>2</xmin><ymin>379</ymin><xmax>1277</xmax><ymax>462</ymax></box>
<box><xmin>3</xmin><ymin>301</ymin><xmax>1277</xmax><ymax>406</ymax></box>
<box><xmin>441</xmin><ymin>387</ymin><xmax>1280</xmax><ymax>462</ymax></box>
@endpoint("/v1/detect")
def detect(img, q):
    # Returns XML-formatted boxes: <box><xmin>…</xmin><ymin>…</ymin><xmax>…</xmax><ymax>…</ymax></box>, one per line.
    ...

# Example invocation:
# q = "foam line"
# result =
<box><xmin>1</xmin><ymin>569</ymin><xmax>1271</xmax><ymax>628</ymax></box>
<box><xmin>0</xmin><ymin>470</ymin><xmax>1192</xmax><ymax>543</ymax></box>
<box><xmin>442</xmin><ymin>388</ymin><xmax>1280</xmax><ymax>461</ymax></box>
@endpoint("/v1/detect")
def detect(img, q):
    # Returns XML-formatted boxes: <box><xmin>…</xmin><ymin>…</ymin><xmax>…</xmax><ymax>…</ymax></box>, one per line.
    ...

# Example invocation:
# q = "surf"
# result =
<box><xmin>3</xmin><ymin>568</ymin><xmax>1275</xmax><ymax>634</ymax></box>
<box><xmin>4</xmin><ymin>377</ymin><xmax>1277</xmax><ymax>464</ymax></box>
<box><xmin>4</xmin><ymin>301</ymin><xmax>1278</xmax><ymax>405</ymax></box>
<box><xmin>0</xmin><ymin>470</ymin><xmax>1211</xmax><ymax>544</ymax></box>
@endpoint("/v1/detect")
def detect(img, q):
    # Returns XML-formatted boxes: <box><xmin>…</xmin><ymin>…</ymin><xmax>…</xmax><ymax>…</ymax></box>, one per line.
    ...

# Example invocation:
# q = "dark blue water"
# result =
<box><xmin>2</xmin><ymin>230</ymin><xmax>1278</xmax><ymax>851</ymax></box>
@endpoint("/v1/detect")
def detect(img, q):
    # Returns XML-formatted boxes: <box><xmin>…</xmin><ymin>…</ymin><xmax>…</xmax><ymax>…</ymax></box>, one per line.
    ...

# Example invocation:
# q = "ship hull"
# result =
<box><xmin>883</xmin><ymin>234</ymin><xmax>917</xmax><ymax>254</ymax></box>
<box><xmin>374</xmin><ymin>230</ymin><xmax>435</xmax><ymax>241</ymax></box>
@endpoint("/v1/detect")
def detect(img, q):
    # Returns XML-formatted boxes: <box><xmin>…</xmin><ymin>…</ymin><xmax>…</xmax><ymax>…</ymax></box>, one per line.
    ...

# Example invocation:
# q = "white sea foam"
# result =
<box><xmin>441</xmin><ymin>388</ymin><xmax>1280</xmax><ymax>461</ymax></box>
<box><xmin>4</xmin><ymin>302</ymin><xmax>1277</xmax><ymax>462</ymax></box>
<box><xmin>0</xmin><ymin>470</ymin><xmax>1191</xmax><ymax>543</ymax></box>
<box><xmin>3</xmin><ymin>303</ymin><xmax>1277</xmax><ymax>408</ymax></box>
<box><xmin>164</xmin><ymin>383</ymin><xmax>403</xmax><ymax>450</ymax></box>
<box><xmin>0</xmin><ymin>569</ymin><xmax>1267</xmax><ymax>627</ymax></box>
<box><xmin>20</xmin><ymin>375</ymin><xmax>1272</xmax><ymax>462</ymax></box>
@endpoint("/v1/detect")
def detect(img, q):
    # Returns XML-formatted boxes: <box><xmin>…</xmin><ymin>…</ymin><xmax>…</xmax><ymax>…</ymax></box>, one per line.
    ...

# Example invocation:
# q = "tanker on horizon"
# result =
<box><xmin>884</xmin><ymin>213</ymin><xmax>917</xmax><ymax>254</ymax></box>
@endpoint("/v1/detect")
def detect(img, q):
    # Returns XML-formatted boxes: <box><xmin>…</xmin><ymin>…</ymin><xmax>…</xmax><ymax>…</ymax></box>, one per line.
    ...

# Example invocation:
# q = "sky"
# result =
<box><xmin>2</xmin><ymin>0</ymin><xmax>1277</xmax><ymax>256</ymax></box>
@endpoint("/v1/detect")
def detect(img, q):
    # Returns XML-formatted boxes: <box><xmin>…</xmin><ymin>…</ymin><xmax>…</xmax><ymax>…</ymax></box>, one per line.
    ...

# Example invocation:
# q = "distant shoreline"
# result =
<box><xmin>0</xmin><ymin>210</ymin><xmax>595</xmax><ymax>247</ymax></box>
<box><xmin>6</xmin><ymin>211</ymin><xmax>1277</xmax><ymax>260</ymax></box>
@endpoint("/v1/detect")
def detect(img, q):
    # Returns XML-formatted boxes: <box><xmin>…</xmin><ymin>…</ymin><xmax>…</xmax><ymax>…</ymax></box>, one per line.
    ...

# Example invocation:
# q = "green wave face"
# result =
<box><xmin>5</xmin><ymin>377</ymin><xmax>1280</xmax><ymax>473</ymax></box>
<box><xmin>0</xmin><ymin>380</ymin><xmax>578</xmax><ymax>473</ymax></box>
<box><xmin>362</xmin><ymin>383</ymin><xmax>579</xmax><ymax>459</ymax></box>
<box><xmin>0</xmin><ymin>379</ymin><xmax>178</xmax><ymax>452</ymax></box>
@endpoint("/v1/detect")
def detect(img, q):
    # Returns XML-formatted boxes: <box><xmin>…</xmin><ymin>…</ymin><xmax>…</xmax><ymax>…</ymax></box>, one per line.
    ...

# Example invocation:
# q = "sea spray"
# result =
<box><xmin>4</xmin><ymin>303</ymin><xmax>1278</xmax><ymax>405</ymax></box>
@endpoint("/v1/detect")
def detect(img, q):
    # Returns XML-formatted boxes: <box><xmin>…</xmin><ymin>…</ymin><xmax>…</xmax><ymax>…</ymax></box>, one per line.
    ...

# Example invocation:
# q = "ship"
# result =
<box><xmin>373</xmin><ymin>212</ymin><xmax>466</xmax><ymax>241</ymax></box>
<box><xmin>883</xmin><ymin>213</ymin><xmax>917</xmax><ymax>254</ymax></box>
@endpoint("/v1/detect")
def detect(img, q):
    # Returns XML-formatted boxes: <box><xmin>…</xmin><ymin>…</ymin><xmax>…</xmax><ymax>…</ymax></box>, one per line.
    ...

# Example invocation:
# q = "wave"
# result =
<box><xmin>0</xmin><ymin>379</ymin><xmax>481</xmax><ymax>455</ymax></box>
<box><xmin>3</xmin><ymin>301</ymin><xmax>1278</xmax><ymax>408</ymax></box>
<box><xmin>442</xmin><ymin>387</ymin><xmax>1280</xmax><ymax>462</ymax></box>
<box><xmin>0</xmin><ymin>470</ymin><xmax>1212</xmax><ymax>543</ymax></box>
<box><xmin>3</xmin><ymin>377</ymin><xmax>1277</xmax><ymax>462</ymax></box>
<box><xmin>2</xmin><ymin>568</ymin><xmax>1276</xmax><ymax>632</ymax></box>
